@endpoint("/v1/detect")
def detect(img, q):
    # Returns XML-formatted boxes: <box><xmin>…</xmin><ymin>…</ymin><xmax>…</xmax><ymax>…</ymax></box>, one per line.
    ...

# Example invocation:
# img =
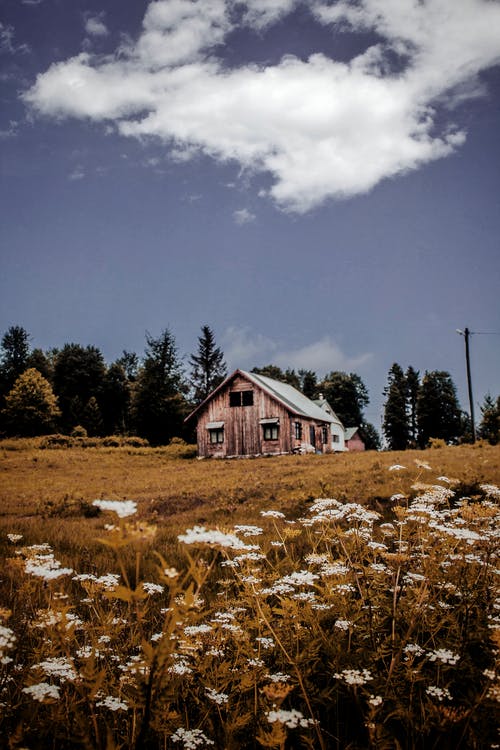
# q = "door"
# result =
<box><xmin>309</xmin><ymin>425</ymin><xmax>316</xmax><ymax>449</ymax></box>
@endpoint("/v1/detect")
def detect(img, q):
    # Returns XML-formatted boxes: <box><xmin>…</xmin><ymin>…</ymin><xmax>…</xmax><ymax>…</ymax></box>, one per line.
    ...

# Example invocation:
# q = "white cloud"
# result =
<box><xmin>274</xmin><ymin>337</ymin><xmax>372</xmax><ymax>374</ymax></box>
<box><xmin>222</xmin><ymin>327</ymin><xmax>372</xmax><ymax>374</ymax></box>
<box><xmin>1</xmin><ymin>22</ymin><xmax>30</xmax><ymax>55</ymax></box>
<box><xmin>84</xmin><ymin>15</ymin><xmax>109</xmax><ymax>38</ymax></box>
<box><xmin>233</xmin><ymin>207</ymin><xmax>256</xmax><ymax>224</ymax></box>
<box><xmin>69</xmin><ymin>165</ymin><xmax>85</xmax><ymax>180</ymax></box>
<box><xmin>23</xmin><ymin>0</ymin><xmax>500</xmax><ymax>212</ymax></box>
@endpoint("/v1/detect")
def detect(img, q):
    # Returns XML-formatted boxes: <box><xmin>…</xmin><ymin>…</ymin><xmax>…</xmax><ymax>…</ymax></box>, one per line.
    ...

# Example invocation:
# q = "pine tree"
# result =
<box><xmin>317</xmin><ymin>371</ymin><xmax>369</xmax><ymax>427</ymax></box>
<box><xmin>0</xmin><ymin>326</ymin><xmax>31</xmax><ymax>398</ymax></box>
<box><xmin>383</xmin><ymin>363</ymin><xmax>409</xmax><ymax>450</ymax></box>
<box><xmin>53</xmin><ymin>344</ymin><xmax>106</xmax><ymax>431</ymax></box>
<box><xmin>417</xmin><ymin>371</ymin><xmax>463</xmax><ymax>447</ymax></box>
<box><xmin>478</xmin><ymin>393</ymin><xmax>500</xmax><ymax>445</ymax></box>
<box><xmin>2</xmin><ymin>368</ymin><xmax>60</xmax><ymax>436</ymax></box>
<box><xmin>190</xmin><ymin>325</ymin><xmax>227</xmax><ymax>405</ymax></box>
<box><xmin>132</xmin><ymin>329</ymin><xmax>188</xmax><ymax>445</ymax></box>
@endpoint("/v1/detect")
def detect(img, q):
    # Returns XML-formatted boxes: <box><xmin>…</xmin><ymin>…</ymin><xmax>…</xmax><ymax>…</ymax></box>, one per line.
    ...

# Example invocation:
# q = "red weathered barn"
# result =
<box><xmin>185</xmin><ymin>369</ymin><xmax>336</xmax><ymax>458</ymax></box>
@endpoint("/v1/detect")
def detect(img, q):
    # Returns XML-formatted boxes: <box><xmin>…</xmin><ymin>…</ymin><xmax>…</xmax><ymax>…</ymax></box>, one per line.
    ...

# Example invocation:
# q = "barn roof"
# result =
<box><xmin>344</xmin><ymin>427</ymin><xmax>360</xmax><ymax>440</ymax></box>
<box><xmin>313</xmin><ymin>397</ymin><xmax>344</xmax><ymax>427</ymax></box>
<box><xmin>185</xmin><ymin>369</ymin><xmax>335</xmax><ymax>424</ymax></box>
<box><xmin>240</xmin><ymin>370</ymin><xmax>335</xmax><ymax>423</ymax></box>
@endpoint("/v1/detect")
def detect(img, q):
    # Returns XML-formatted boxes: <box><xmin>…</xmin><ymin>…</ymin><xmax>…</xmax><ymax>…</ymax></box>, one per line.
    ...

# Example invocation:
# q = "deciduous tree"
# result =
<box><xmin>53</xmin><ymin>344</ymin><xmax>107</xmax><ymax>431</ymax></box>
<box><xmin>317</xmin><ymin>371</ymin><xmax>369</xmax><ymax>428</ymax></box>
<box><xmin>2</xmin><ymin>368</ymin><xmax>60</xmax><ymax>436</ymax></box>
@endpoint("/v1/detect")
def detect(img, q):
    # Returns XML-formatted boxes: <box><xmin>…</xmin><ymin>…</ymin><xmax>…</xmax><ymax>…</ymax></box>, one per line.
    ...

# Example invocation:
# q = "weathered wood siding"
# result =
<box><xmin>195</xmin><ymin>373</ymin><xmax>331</xmax><ymax>458</ymax></box>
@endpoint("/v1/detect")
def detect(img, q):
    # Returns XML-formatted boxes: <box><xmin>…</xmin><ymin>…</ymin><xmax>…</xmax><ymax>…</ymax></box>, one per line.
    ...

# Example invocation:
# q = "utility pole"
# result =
<box><xmin>456</xmin><ymin>327</ymin><xmax>476</xmax><ymax>443</ymax></box>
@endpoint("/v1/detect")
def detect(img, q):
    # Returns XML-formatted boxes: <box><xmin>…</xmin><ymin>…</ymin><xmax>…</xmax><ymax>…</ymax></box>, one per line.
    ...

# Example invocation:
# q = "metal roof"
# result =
<box><xmin>313</xmin><ymin>397</ymin><xmax>344</xmax><ymax>427</ymax></box>
<box><xmin>241</xmin><ymin>371</ymin><xmax>335</xmax><ymax>423</ymax></box>
<box><xmin>344</xmin><ymin>427</ymin><xmax>360</xmax><ymax>440</ymax></box>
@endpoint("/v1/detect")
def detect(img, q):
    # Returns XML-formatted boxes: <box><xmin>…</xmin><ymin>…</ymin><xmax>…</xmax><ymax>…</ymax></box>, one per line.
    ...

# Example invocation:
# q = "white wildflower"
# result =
<box><xmin>7</xmin><ymin>533</ymin><xmax>23</xmax><ymax>543</ymax></box>
<box><xmin>32</xmin><ymin>656</ymin><xmax>77</xmax><ymax>682</ymax></box>
<box><xmin>205</xmin><ymin>687</ymin><xmax>229</xmax><ymax>704</ymax></box>
<box><xmin>233</xmin><ymin>525</ymin><xmax>263</xmax><ymax>537</ymax></box>
<box><xmin>178</xmin><ymin>526</ymin><xmax>258</xmax><ymax>551</ymax></box>
<box><xmin>334</xmin><ymin>620</ymin><xmax>352</xmax><ymax>631</ymax></box>
<box><xmin>260</xmin><ymin>510</ymin><xmax>286</xmax><ymax>519</ymax></box>
<box><xmin>481</xmin><ymin>484</ymin><xmax>500</xmax><ymax>499</ymax></box>
<box><xmin>426</xmin><ymin>685</ymin><xmax>452</xmax><ymax>701</ymax></box>
<box><xmin>267</xmin><ymin>708</ymin><xmax>314</xmax><ymax>728</ymax></box>
<box><xmin>164</xmin><ymin>567</ymin><xmax>179</xmax><ymax>579</ymax></box>
<box><xmin>0</xmin><ymin>625</ymin><xmax>16</xmax><ymax>661</ymax></box>
<box><xmin>389</xmin><ymin>465</ymin><xmax>406</xmax><ymax>471</ymax></box>
<box><xmin>369</xmin><ymin>695</ymin><xmax>383</xmax><ymax>706</ymax></box>
<box><xmin>255</xmin><ymin>637</ymin><xmax>275</xmax><ymax>650</ymax></box>
<box><xmin>184</xmin><ymin>624</ymin><xmax>212</xmax><ymax>636</ymax></box>
<box><xmin>96</xmin><ymin>695</ymin><xmax>128</xmax><ymax>711</ymax></box>
<box><xmin>335</xmin><ymin>669</ymin><xmax>373</xmax><ymax>686</ymax></box>
<box><xmin>171</xmin><ymin>727</ymin><xmax>214</xmax><ymax>748</ymax></box>
<box><xmin>142</xmin><ymin>582</ymin><xmax>164</xmax><ymax>595</ymax></box>
<box><xmin>92</xmin><ymin>499</ymin><xmax>137</xmax><ymax>518</ymax></box>
<box><xmin>428</xmin><ymin>648</ymin><xmax>460</xmax><ymax>665</ymax></box>
<box><xmin>23</xmin><ymin>682</ymin><xmax>60</xmax><ymax>702</ymax></box>
<box><xmin>266</xmin><ymin>672</ymin><xmax>291</xmax><ymax>682</ymax></box>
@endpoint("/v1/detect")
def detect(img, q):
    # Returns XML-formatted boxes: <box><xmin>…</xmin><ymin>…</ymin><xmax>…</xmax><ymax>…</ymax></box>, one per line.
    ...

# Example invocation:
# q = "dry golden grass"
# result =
<box><xmin>1</xmin><ymin>439</ymin><xmax>499</xmax><ymax>539</ymax></box>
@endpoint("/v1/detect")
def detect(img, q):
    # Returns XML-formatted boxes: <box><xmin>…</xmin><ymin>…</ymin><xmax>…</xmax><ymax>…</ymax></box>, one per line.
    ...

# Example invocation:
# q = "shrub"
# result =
<box><xmin>71</xmin><ymin>425</ymin><xmax>88</xmax><ymax>438</ymax></box>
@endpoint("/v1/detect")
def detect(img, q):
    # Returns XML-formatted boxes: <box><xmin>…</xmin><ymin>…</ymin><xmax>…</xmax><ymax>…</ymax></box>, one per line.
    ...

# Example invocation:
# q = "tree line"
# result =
<box><xmin>0</xmin><ymin>325</ymin><xmax>497</xmax><ymax>448</ymax></box>
<box><xmin>382</xmin><ymin>362</ymin><xmax>500</xmax><ymax>449</ymax></box>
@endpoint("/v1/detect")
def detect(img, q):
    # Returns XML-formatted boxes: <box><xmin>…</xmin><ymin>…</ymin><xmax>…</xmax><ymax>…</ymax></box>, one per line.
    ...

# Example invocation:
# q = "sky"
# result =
<box><xmin>1</xmin><ymin>0</ymin><xmax>500</xmax><ymax>432</ymax></box>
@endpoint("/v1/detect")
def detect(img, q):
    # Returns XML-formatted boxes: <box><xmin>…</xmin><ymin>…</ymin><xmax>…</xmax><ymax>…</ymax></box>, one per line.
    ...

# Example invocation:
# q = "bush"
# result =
<box><xmin>71</xmin><ymin>425</ymin><xmax>88</xmax><ymax>438</ymax></box>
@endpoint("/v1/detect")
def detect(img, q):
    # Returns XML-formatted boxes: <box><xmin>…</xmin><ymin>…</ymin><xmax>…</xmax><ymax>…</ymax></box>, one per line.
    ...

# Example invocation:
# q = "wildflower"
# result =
<box><xmin>266</xmin><ymin>672</ymin><xmax>291</xmax><ymax>682</ymax></box>
<box><xmin>233</xmin><ymin>524</ymin><xmax>263</xmax><ymax>536</ymax></box>
<box><xmin>260</xmin><ymin>510</ymin><xmax>286</xmax><ymax>519</ymax></box>
<box><xmin>32</xmin><ymin>656</ymin><xmax>78</xmax><ymax>682</ymax></box>
<box><xmin>334</xmin><ymin>620</ymin><xmax>352</xmax><ymax>631</ymax></box>
<box><xmin>25</xmin><ymin>557</ymin><xmax>73</xmax><ymax>580</ymax></box>
<box><xmin>389</xmin><ymin>464</ymin><xmax>406</xmax><ymax>471</ymax></box>
<box><xmin>164</xmin><ymin>567</ymin><xmax>179</xmax><ymax>579</ymax></box>
<box><xmin>481</xmin><ymin>484</ymin><xmax>500</xmax><ymax>499</ymax></box>
<box><xmin>171</xmin><ymin>727</ymin><xmax>214</xmax><ymax>748</ymax></box>
<box><xmin>248</xmin><ymin>657</ymin><xmax>265</xmax><ymax>667</ymax></box>
<box><xmin>142</xmin><ymin>582</ymin><xmax>164</xmax><ymax>595</ymax></box>
<box><xmin>96</xmin><ymin>695</ymin><xmax>128</xmax><ymax>711</ymax></box>
<box><xmin>0</xmin><ymin>625</ymin><xmax>16</xmax><ymax>662</ymax></box>
<box><xmin>278</xmin><ymin>570</ymin><xmax>319</xmax><ymax>587</ymax></box>
<box><xmin>335</xmin><ymin>668</ymin><xmax>373</xmax><ymax>686</ymax></box>
<box><xmin>483</xmin><ymin>669</ymin><xmax>496</xmax><ymax>680</ymax></box>
<box><xmin>178</xmin><ymin>526</ymin><xmax>258</xmax><ymax>551</ymax></box>
<box><xmin>7</xmin><ymin>533</ymin><xmax>23</xmax><ymax>543</ymax></box>
<box><xmin>415</xmin><ymin>460</ymin><xmax>432</xmax><ymax>470</ymax></box>
<box><xmin>184</xmin><ymin>624</ymin><xmax>212</xmax><ymax>636</ymax></box>
<box><xmin>426</xmin><ymin>685</ymin><xmax>452</xmax><ymax>701</ymax></box>
<box><xmin>255</xmin><ymin>637</ymin><xmax>275</xmax><ymax>650</ymax></box>
<box><xmin>369</xmin><ymin>695</ymin><xmax>383</xmax><ymax>706</ymax></box>
<box><xmin>205</xmin><ymin>687</ymin><xmax>229</xmax><ymax>704</ymax></box>
<box><xmin>267</xmin><ymin>708</ymin><xmax>315</xmax><ymax>728</ymax></box>
<box><xmin>23</xmin><ymin>682</ymin><xmax>60</xmax><ymax>702</ymax></box>
<box><xmin>428</xmin><ymin>648</ymin><xmax>460</xmax><ymax>665</ymax></box>
<box><xmin>92</xmin><ymin>499</ymin><xmax>137</xmax><ymax>517</ymax></box>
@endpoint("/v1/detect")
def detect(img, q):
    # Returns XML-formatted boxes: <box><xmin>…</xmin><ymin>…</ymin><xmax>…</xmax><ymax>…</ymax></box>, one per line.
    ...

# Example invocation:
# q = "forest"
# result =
<box><xmin>0</xmin><ymin>324</ymin><xmax>498</xmax><ymax>448</ymax></box>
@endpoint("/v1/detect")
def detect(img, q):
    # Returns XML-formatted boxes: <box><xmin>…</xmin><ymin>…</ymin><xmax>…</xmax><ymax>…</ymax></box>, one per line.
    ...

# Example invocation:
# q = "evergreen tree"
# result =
<box><xmin>0</xmin><ymin>325</ymin><xmax>31</xmax><ymax>396</ymax></box>
<box><xmin>405</xmin><ymin>366</ymin><xmax>420</xmax><ymax>447</ymax></box>
<box><xmin>251</xmin><ymin>365</ymin><xmax>300</xmax><ymax>389</ymax></box>
<box><xmin>478</xmin><ymin>394</ymin><xmax>500</xmax><ymax>445</ymax></box>
<box><xmin>360</xmin><ymin>421</ymin><xmax>381</xmax><ymax>451</ymax></box>
<box><xmin>81</xmin><ymin>396</ymin><xmax>104</xmax><ymax>437</ymax></box>
<box><xmin>132</xmin><ymin>329</ymin><xmax>188</xmax><ymax>445</ymax></box>
<box><xmin>53</xmin><ymin>344</ymin><xmax>107</xmax><ymax>431</ymax></box>
<box><xmin>417</xmin><ymin>371</ymin><xmax>463</xmax><ymax>447</ymax></box>
<box><xmin>26</xmin><ymin>348</ymin><xmax>53</xmax><ymax>383</ymax></box>
<box><xmin>190</xmin><ymin>325</ymin><xmax>227</xmax><ymax>405</ymax></box>
<box><xmin>1</xmin><ymin>368</ymin><xmax>60</xmax><ymax>436</ymax></box>
<box><xmin>298</xmin><ymin>369</ymin><xmax>318</xmax><ymax>399</ymax></box>
<box><xmin>317</xmin><ymin>371</ymin><xmax>369</xmax><ymax>427</ymax></box>
<box><xmin>383</xmin><ymin>363</ymin><xmax>410</xmax><ymax>450</ymax></box>
<box><xmin>115</xmin><ymin>350</ymin><xmax>139</xmax><ymax>382</ymax></box>
<box><xmin>101</xmin><ymin>362</ymin><xmax>132</xmax><ymax>435</ymax></box>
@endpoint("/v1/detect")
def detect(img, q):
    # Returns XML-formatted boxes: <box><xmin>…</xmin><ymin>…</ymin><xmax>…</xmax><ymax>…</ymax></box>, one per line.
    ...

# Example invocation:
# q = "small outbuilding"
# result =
<box><xmin>345</xmin><ymin>427</ymin><xmax>365</xmax><ymax>452</ymax></box>
<box><xmin>186</xmin><ymin>369</ymin><xmax>337</xmax><ymax>458</ymax></box>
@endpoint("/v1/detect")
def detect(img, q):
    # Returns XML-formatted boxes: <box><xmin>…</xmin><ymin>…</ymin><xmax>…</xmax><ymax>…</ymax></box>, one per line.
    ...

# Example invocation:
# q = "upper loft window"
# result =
<box><xmin>229</xmin><ymin>390</ymin><xmax>254</xmax><ymax>407</ymax></box>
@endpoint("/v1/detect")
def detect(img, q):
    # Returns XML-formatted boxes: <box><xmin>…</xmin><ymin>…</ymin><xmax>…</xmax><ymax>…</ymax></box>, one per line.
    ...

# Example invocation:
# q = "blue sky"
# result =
<box><xmin>1</xmin><ymin>0</ymin><xmax>499</xmax><ymax>431</ymax></box>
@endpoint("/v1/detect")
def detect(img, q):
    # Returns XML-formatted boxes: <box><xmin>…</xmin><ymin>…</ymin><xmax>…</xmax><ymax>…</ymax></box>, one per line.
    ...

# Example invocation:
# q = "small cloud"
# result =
<box><xmin>69</xmin><ymin>166</ymin><xmax>85</xmax><ymax>181</ymax></box>
<box><xmin>0</xmin><ymin>23</ymin><xmax>30</xmax><ymax>55</ymax></box>
<box><xmin>233</xmin><ymin>208</ymin><xmax>256</xmax><ymax>225</ymax></box>
<box><xmin>222</xmin><ymin>326</ymin><xmax>277</xmax><ymax>370</ymax></box>
<box><xmin>84</xmin><ymin>14</ymin><xmax>108</xmax><ymax>38</ymax></box>
<box><xmin>0</xmin><ymin>120</ymin><xmax>18</xmax><ymax>138</ymax></box>
<box><xmin>21</xmin><ymin>0</ymin><xmax>44</xmax><ymax>5</ymax></box>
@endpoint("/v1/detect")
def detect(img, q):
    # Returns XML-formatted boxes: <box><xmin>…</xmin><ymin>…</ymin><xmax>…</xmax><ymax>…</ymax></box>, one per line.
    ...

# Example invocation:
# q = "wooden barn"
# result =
<box><xmin>186</xmin><ymin>369</ymin><xmax>336</xmax><ymax>458</ymax></box>
<box><xmin>345</xmin><ymin>427</ymin><xmax>365</xmax><ymax>452</ymax></box>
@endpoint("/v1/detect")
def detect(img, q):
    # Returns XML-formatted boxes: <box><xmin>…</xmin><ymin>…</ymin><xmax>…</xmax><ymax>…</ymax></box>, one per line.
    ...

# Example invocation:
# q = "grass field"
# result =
<box><xmin>1</xmin><ymin>440</ymin><xmax>499</xmax><ymax>749</ymax></box>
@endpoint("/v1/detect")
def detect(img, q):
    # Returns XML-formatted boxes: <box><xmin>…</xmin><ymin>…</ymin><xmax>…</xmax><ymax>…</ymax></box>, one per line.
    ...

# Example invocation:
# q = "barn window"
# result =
<box><xmin>332</xmin><ymin>434</ymin><xmax>340</xmax><ymax>443</ymax></box>
<box><xmin>207</xmin><ymin>422</ymin><xmax>224</xmax><ymax>444</ymax></box>
<box><xmin>294</xmin><ymin>421</ymin><xmax>303</xmax><ymax>439</ymax></box>
<box><xmin>229</xmin><ymin>390</ymin><xmax>254</xmax><ymax>407</ymax></box>
<box><xmin>260</xmin><ymin>419</ymin><xmax>279</xmax><ymax>441</ymax></box>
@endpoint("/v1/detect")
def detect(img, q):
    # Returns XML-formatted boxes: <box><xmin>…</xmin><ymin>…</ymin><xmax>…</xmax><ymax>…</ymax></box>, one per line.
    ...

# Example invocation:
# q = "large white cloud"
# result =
<box><xmin>23</xmin><ymin>0</ymin><xmax>500</xmax><ymax>212</ymax></box>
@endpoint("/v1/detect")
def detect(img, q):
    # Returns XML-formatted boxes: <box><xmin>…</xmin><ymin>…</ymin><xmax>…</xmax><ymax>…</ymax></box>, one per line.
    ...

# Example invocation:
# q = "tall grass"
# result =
<box><xmin>0</xmin><ymin>458</ymin><xmax>498</xmax><ymax>749</ymax></box>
